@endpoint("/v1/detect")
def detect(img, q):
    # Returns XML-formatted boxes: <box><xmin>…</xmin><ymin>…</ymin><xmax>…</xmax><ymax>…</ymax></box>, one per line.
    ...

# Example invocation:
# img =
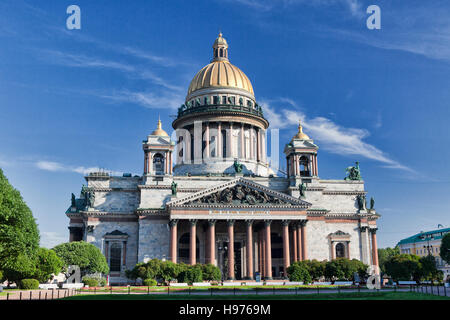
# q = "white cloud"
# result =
<box><xmin>40</xmin><ymin>231</ymin><xmax>67</xmax><ymax>249</ymax></box>
<box><xmin>100</xmin><ymin>90</ymin><xmax>183</xmax><ymax>111</ymax></box>
<box><xmin>36</xmin><ymin>161</ymin><xmax>124</xmax><ymax>176</ymax></box>
<box><xmin>261</xmin><ymin>98</ymin><xmax>413</xmax><ymax>172</ymax></box>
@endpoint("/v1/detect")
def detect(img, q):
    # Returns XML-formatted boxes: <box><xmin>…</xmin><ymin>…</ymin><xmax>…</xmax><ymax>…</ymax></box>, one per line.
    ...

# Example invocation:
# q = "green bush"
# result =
<box><xmin>202</xmin><ymin>264</ymin><xmax>221</xmax><ymax>281</ymax></box>
<box><xmin>18</xmin><ymin>279</ymin><xmax>39</xmax><ymax>289</ymax></box>
<box><xmin>177</xmin><ymin>265</ymin><xmax>203</xmax><ymax>284</ymax></box>
<box><xmin>52</xmin><ymin>241</ymin><xmax>109</xmax><ymax>276</ymax></box>
<box><xmin>82</xmin><ymin>277</ymin><xmax>99</xmax><ymax>287</ymax></box>
<box><xmin>33</xmin><ymin>247</ymin><xmax>64</xmax><ymax>283</ymax></box>
<box><xmin>98</xmin><ymin>278</ymin><xmax>107</xmax><ymax>287</ymax></box>
<box><xmin>143</xmin><ymin>278</ymin><xmax>157</xmax><ymax>286</ymax></box>
<box><xmin>286</xmin><ymin>262</ymin><xmax>312</xmax><ymax>283</ymax></box>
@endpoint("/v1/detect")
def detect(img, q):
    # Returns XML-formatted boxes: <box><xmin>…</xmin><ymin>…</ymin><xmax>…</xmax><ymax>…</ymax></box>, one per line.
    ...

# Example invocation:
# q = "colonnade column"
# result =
<box><xmin>217</xmin><ymin>122</ymin><xmax>222</xmax><ymax>159</ymax></box>
<box><xmin>189</xmin><ymin>220</ymin><xmax>197</xmax><ymax>265</ymax></box>
<box><xmin>256</xmin><ymin>128</ymin><xmax>261</xmax><ymax>162</ymax></box>
<box><xmin>297</xmin><ymin>222</ymin><xmax>303</xmax><ymax>261</ymax></box>
<box><xmin>282</xmin><ymin>221</ymin><xmax>290</xmax><ymax>279</ymax></box>
<box><xmin>292</xmin><ymin>225</ymin><xmax>298</xmax><ymax>262</ymax></box>
<box><xmin>208</xmin><ymin>220</ymin><xmax>216</xmax><ymax>266</ymax></box>
<box><xmin>205</xmin><ymin>122</ymin><xmax>210</xmax><ymax>159</ymax></box>
<box><xmin>371</xmin><ymin>228</ymin><xmax>379</xmax><ymax>271</ymax></box>
<box><xmin>228</xmin><ymin>123</ymin><xmax>233</xmax><ymax>158</ymax></box>
<box><xmin>264</xmin><ymin>220</ymin><xmax>272</xmax><ymax>280</ymax></box>
<box><xmin>240</xmin><ymin>123</ymin><xmax>245</xmax><ymax>159</ymax></box>
<box><xmin>227</xmin><ymin>220</ymin><xmax>235</xmax><ymax>280</ymax></box>
<box><xmin>169</xmin><ymin>220</ymin><xmax>178</xmax><ymax>263</ymax></box>
<box><xmin>249</xmin><ymin>126</ymin><xmax>254</xmax><ymax>160</ymax></box>
<box><xmin>301</xmin><ymin>220</ymin><xmax>308</xmax><ymax>260</ymax></box>
<box><xmin>246</xmin><ymin>220</ymin><xmax>254</xmax><ymax>279</ymax></box>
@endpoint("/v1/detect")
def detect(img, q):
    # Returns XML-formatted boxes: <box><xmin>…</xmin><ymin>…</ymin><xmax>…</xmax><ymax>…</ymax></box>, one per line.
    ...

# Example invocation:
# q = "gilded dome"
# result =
<box><xmin>293</xmin><ymin>121</ymin><xmax>311</xmax><ymax>140</ymax></box>
<box><xmin>187</xmin><ymin>60</ymin><xmax>254</xmax><ymax>96</ymax></box>
<box><xmin>187</xmin><ymin>33</ymin><xmax>254</xmax><ymax>98</ymax></box>
<box><xmin>151</xmin><ymin>118</ymin><xmax>169</xmax><ymax>137</ymax></box>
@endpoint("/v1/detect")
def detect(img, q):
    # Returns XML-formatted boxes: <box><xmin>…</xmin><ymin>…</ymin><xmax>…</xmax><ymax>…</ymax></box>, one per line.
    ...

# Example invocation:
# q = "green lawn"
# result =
<box><xmin>62</xmin><ymin>292</ymin><xmax>450</xmax><ymax>300</ymax></box>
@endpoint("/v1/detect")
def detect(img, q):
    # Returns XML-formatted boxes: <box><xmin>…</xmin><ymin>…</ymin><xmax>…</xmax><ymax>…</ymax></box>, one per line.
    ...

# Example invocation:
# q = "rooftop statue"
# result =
<box><xmin>345</xmin><ymin>161</ymin><xmax>362</xmax><ymax>181</ymax></box>
<box><xmin>233</xmin><ymin>159</ymin><xmax>243</xmax><ymax>173</ymax></box>
<box><xmin>299</xmin><ymin>182</ymin><xmax>306</xmax><ymax>198</ymax></box>
<box><xmin>71</xmin><ymin>193</ymin><xmax>76</xmax><ymax>207</ymax></box>
<box><xmin>171</xmin><ymin>181</ymin><xmax>178</xmax><ymax>196</ymax></box>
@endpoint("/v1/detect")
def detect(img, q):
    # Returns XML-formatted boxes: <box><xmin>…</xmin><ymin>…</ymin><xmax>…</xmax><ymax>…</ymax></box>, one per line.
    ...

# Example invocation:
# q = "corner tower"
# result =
<box><xmin>172</xmin><ymin>33</ymin><xmax>273</xmax><ymax>177</ymax></box>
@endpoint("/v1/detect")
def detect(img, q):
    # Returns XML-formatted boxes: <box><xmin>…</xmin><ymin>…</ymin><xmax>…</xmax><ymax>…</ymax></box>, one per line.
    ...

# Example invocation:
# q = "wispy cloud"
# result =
<box><xmin>36</xmin><ymin>160</ymin><xmax>124</xmax><ymax>176</ymax></box>
<box><xmin>224</xmin><ymin>0</ymin><xmax>365</xmax><ymax>17</ymax></box>
<box><xmin>99</xmin><ymin>90</ymin><xmax>184</xmax><ymax>111</ymax></box>
<box><xmin>261</xmin><ymin>98</ymin><xmax>413</xmax><ymax>172</ymax></box>
<box><xmin>40</xmin><ymin>231</ymin><xmax>67</xmax><ymax>249</ymax></box>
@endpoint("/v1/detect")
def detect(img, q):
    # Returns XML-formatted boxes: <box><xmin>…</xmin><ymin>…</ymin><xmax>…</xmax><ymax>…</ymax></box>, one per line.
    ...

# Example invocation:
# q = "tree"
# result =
<box><xmin>158</xmin><ymin>261</ymin><xmax>182</xmax><ymax>282</ymax></box>
<box><xmin>286</xmin><ymin>262</ymin><xmax>312</xmax><ymax>283</ymax></box>
<box><xmin>33</xmin><ymin>247</ymin><xmax>64</xmax><ymax>283</ymax></box>
<box><xmin>177</xmin><ymin>264</ymin><xmax>203</xmax><ymax>284</ymax></box>
<box><xmin>378</xmin><ymin>246</ymin><xmax>400</xmax><ymax>273</ymax></box>
<box><xmin>0</xmin><ymin>169</ymin><xmax>40</xmax><ymax>284</ymax></box>
<box><xmin>418</xmin><ymin>255</ymin><xmax>441</xmax><ymax>282</ymax></box>
<box><xmin>303</xmin><ymin>260</ymin><xmax>326</xmax><ymax>281</ymax></box>
<box><xmin>201</xmin><ymin>263</ymin><xmax>221</xmax><ymax>281</ymax></box>
<box><xmin>52</xmin><ymin>241</ymin><xmax>109</xmax><ymax>275</ymax></box>
<box><xmin>440</xmin><ymin>233</ymin><xmax>450</xmax><ymax>265</ymax></box>
<box><xmin>384</xmin><ymin>254</ymin><xmax>421</xmax><ymax>282</ymax></box>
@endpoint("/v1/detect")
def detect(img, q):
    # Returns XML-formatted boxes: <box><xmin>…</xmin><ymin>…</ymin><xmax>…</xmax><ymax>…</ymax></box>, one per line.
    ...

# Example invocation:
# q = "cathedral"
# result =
<box><xmin>66</xmin><ymin>33</ymin><xmax>380</xmax><ymax>284</ymax></box>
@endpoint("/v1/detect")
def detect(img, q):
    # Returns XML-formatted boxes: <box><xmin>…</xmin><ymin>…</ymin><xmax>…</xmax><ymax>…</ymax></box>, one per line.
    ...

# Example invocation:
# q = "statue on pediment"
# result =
<box><xmin>171</xmin><ymin>181</ymin><xmax>178</xmax><ymax>196</ymax></box>
<box><xmin>71</xmin><ymin>193</ymin><xmax>76</xmax><ymax>207</ymax></box>
<box><xmin>299</xmin><ymin>182</ymin><xmax>306</xmax><ymax>198</ymax></box>
<box><xmin>233</xmin><ymin>159</ymin><xmax>243</xmax><ymax>173</ymax></box>
<box><xmin>370</xmin><ymin>197</ymin><xmax>375</xmax><ymax>210</ymax></box>
<box><xmin>186</xmin><ymin>184</ymin><xmax>290</xmax><ymax>206</ymax></box>
<box><xmin>357</xmin><ymin>194</ymin><xmax>366</xmax><ymax>211</ymax></box>
<box><xmin>345</xmin><ymin>161</ymin><xmax>362</xmax><ymax>181</ymax></box>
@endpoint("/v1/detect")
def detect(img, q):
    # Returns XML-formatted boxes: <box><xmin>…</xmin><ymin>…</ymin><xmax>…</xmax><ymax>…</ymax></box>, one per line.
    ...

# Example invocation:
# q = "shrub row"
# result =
<box><xmin>126</xmin><ymin>259</ymin><xmax>221</xmax><ymax>285</ymax></box>
<box><xmin>287</xmin><ymin>258</ymin><xmax>368</xmax><ymax>283</ymax></box>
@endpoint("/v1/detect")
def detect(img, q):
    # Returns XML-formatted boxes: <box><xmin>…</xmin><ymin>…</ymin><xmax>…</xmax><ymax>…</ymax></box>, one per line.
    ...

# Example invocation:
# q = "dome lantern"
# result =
<box><xmin>293</xmin><ymin>120</ymin><xmax>311</xmax><ymax>140</ymax></box>
<box><xmin>151</xmin><ymin>117</ymin><xmax>169</xmax><ymax>137</ymax></box>
<box><xmin>212</xmin><ymin>32</ymin><xmax>228</xmax><ymax>62</ymax></box>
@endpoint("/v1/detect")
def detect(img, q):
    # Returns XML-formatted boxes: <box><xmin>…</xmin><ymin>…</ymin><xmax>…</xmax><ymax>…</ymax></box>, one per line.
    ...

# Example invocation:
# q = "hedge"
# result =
<box><xmin>18</xmin><ymin>279</ymin><xmax>39</xmax><ymax>289</ymax></box>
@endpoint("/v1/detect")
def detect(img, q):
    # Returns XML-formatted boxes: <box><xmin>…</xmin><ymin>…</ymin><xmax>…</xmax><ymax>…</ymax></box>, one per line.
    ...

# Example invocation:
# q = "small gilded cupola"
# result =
<box><xmin>143</xmin><ymin>118</ymin><xmax>174</xmax><ymax>177</ymax></box>
<box><xmin>212</xmin><ymin>32</ymin><xmax>229</xmax><ymax>62</ymax></box>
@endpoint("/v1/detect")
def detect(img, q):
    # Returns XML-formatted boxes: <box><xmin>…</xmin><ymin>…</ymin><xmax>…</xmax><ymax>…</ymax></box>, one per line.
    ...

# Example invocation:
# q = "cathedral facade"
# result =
<box><xmin>66</xmin><ymin>34</ymin><xmax>380</xmax><ymax>283</ymax></box>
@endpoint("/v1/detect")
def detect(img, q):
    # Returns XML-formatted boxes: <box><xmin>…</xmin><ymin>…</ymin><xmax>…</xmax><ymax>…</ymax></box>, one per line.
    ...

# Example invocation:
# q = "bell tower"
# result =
<box><xmin>284</xmin><ymin>121</ymin><xmax>319</xmax><ymax>187</ymax></box>
<box><xmin>143</xmin><ymin>118</ymin><xmax>174</xmax><ymax>178</ymax></box>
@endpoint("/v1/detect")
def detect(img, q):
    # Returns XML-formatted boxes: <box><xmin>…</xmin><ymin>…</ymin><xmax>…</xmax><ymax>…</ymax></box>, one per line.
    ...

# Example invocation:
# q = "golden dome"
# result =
<box><xmin>187</xmin><ymin>60</ymin><xmax>254</xmax><ymax>96</ymax></box>
<box><xmin>187</xmin><ymin>33</ymin><xmax>254</xmax><ymax>97</ymax></box>
<box><xmin>151</xmin><ymin>118</ymin><xmax>169</xmax><ymax>137</ymax></box>
<box><xmin>293</xmin><ymin>120</ymin><xmax>310</xmax><ymax>140</ymax></box>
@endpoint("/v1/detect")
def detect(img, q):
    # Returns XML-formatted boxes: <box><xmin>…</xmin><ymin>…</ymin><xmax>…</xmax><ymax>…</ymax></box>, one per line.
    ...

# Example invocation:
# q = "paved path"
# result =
<box><xmin>1</xmin><ymin>286</ymin><xmax>447</xmax><ymax>300</ymax></box>
<box><xmin>0</xmin><ymin>289</ymin><xmax>78</xmax><ymax>300</ymax></box>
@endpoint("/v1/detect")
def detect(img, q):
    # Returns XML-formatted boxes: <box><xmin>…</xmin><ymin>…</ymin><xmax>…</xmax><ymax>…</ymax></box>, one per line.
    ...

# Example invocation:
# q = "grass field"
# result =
<box><xmin>62</xmin><ymin>292</ymin><xmax>450</xmax><ymax>300</ymax></box>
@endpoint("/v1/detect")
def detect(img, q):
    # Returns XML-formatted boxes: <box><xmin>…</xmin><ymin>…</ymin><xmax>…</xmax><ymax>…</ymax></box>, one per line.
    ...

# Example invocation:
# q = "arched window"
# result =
<box><xmin>110</xmin><ymin>243</ymin><xmax>122</xmax><ymax>272</ymax></box>
<box><xmin>153</xmin><ymin>153</ymin><xmax>164</xmax><ymax>175</ymax></box>
<box><xmin>178</xmin><ymin>136</ymin><xmax>184</xmax><ymax>159</ymax></box>
<box><xmin>220</xmin><ymin>48</ymin><xmax>223</xmax><ymax>57</ymax></box>
<box><xmin>299</xmin><ymin>156</ymin><xmax>310</xmax><ymax>177</ymax></box>
<box><xmin>335</xmin><ymin>243</ymin><xmax>345</xmax><ymax>258</ymax></box>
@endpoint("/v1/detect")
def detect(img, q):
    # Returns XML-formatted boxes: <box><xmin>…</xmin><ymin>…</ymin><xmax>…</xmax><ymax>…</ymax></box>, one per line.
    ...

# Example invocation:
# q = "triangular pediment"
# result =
<box><xmin>167</xmin><ymin>178</ymin><xmax>311</xmax><ymax>208</ymax></box>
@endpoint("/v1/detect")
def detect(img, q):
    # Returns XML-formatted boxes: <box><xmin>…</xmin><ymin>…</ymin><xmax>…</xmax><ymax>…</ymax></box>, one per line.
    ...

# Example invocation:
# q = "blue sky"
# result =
<box><xmin>0</xmin><ymin>0</ymin><xmax>449</xmax><ymax>249</ymax></box>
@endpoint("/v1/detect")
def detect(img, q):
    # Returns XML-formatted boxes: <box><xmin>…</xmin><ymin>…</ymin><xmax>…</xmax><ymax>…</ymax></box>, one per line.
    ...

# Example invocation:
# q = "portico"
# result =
<box><xmin>166</xmin><ymin>178</ymin><xmax>311</xmax><ymax>279</ymax></box>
